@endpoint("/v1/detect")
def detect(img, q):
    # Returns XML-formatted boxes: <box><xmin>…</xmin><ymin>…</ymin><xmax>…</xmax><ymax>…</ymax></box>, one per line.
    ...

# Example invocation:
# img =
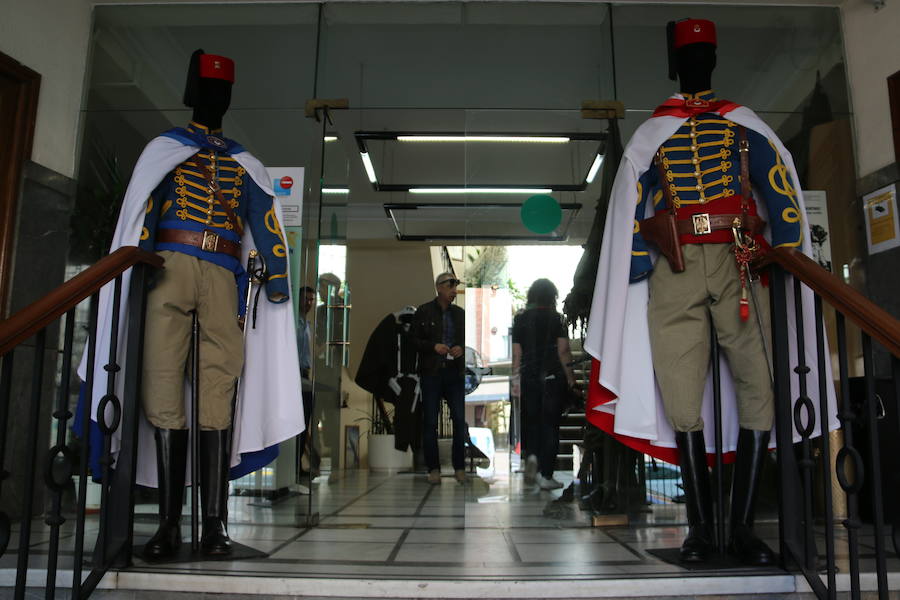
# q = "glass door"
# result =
<box><xmin>459</xmin><ymin>109</ymin><xmax>608</xmax><ymax>525</ymax></box>
<box><xmin>302</xmin><ymin>107</ymin><xmax>473</xmax><ymax>536</ymax></box>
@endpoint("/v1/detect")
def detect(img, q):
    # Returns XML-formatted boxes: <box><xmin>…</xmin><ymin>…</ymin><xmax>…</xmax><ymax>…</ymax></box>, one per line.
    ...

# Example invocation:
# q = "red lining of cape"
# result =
<box><xmin>585</xmin><ymin>359</ymin><xmax>737</xmax><ymax>466</ymax></box>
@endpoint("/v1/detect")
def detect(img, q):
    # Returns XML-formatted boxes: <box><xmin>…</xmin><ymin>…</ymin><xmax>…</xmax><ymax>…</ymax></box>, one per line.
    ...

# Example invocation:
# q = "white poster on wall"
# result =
<box><xmin>267</xmin><ymin>167</ymin><xmax>305</xmax><ymax>227</ymax></box>
<box><xmin>863</xmin><ymin>183</ymin><xmax>900</xmax><ymax>255</ymax></box>
<box><xmin>803</xmin><ymin>190</ymin><xmax>832</xmax><ymax>272</ymax></box>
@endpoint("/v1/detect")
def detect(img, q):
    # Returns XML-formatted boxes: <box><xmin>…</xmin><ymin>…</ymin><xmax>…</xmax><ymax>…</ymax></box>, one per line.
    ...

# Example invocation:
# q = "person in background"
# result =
<box><xmin>310</xmin><ymin>273</ymin><xmax>343</xmax><ymax>479</ymax></box>
<box><xmin>296</xmin><ymin>285</ymin><xmax>316</xmax><ymax>479</ymax></box>
<box><xmin>511</xmin><ymin>279</ymin><xmax>575</xmax><ymax>490</ymax></box>
<box><xmin>413</xmin><ymin>272</ymin><xmax>467</xmax><ymax>484</ymax></box>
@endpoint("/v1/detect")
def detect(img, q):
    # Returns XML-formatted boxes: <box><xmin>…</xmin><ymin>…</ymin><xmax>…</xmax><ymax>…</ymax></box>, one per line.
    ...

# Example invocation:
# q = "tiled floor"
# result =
<box><xmin>5</xmin><ymin>453</ymin><xmax>900</xmax><ymax>595</ymax></box>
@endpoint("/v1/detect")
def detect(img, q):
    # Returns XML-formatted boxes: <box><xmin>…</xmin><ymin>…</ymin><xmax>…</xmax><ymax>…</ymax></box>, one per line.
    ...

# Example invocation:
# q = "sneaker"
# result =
<box><xmin>427</xmin><ymin>469</ymin><xmax>441</xmax><ymax>484</ymax></box>
<box><xmin>524</xmin><ymin>455</ymin><xmax>538</xmax><ymax>484</ymax></box>
<box><xmin>454</xmin><ymin>469</ymin><xmax>466</xmax><ymax>484</ymax></box>
<box><xmin>537</xmin><ymin>474</ymin><xmax>563</xmax><ymax>490</ymax></box>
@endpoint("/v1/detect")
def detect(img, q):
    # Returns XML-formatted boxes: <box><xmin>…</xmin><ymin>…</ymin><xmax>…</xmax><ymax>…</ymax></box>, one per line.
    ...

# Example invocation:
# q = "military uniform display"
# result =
<box><xmin>80</xmin><ymin>50</ymin><xmax>303</xmax><ymax>561</ymax></box>
<box><xmin>629</xmin><ymin>89</ymin><xmax>802</xmax><ymax>434</ymax></box>
<box><xmin>583</xmin><ymin>18</ymin><xmax>836</xmax><ymax>566</ymax></box>
<box><xmin>140</xmin><ymin>121</ymin><xmax>289</xmax><ymax>431</ymax></box>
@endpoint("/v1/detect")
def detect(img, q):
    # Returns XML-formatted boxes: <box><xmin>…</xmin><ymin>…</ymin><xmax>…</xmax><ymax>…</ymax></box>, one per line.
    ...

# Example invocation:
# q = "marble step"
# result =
<box><xmin>1</xmin><ymin>571</ymin><xmax>848</xmax><ymax>599</ymax></box>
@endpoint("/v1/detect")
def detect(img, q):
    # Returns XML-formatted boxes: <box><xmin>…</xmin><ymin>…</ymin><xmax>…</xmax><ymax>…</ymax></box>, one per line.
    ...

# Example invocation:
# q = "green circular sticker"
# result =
<box><xmin>520</xmin><ymin>194</ymin><xmax>562</xmax><ymax>234</ymax></box>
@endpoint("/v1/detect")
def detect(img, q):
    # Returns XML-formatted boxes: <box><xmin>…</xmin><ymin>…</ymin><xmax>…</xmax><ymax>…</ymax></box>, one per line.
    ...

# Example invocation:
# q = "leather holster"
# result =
<box><xmin>639</xmin><ymin>211</ymin><xmax>685</xmax><ymax>273</ymax></box>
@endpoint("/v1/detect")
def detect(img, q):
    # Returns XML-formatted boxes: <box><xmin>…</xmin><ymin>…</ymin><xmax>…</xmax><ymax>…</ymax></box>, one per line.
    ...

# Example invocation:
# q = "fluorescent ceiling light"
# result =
<box><xmin>586</xmin><ymin>154</ymin><xmax>604</xmax><ymax>184</ymax></box>
<box><xmin>360</xmin><ymin>152</ymin><xmax>377</xmax><ymax>183</ymax></box>
<box><xmin>408</xmin><ymin>188</ymin><xmax>553</xmax><ymax>195</ymax></box>
<box><xmin>322</xmin><ymin>188</ymin><xmax>349</xmax><ymax>194</ymax></box>
<box><xmin>324</xmin><ymin>136</ymin><xmax>338</xmax><ymax>142</ymax></box>
<box><xmin>397</xmin><ymin>135</ymin><xmax>569</xmax><ymax>143</ymax></box>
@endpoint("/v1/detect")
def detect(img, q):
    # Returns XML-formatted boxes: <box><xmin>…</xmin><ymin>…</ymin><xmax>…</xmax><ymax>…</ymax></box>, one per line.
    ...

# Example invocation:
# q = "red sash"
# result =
<box><xmin>652</xmin><ymin>97</ymin><xmax>741</xmax><ymax>118</ymax></box>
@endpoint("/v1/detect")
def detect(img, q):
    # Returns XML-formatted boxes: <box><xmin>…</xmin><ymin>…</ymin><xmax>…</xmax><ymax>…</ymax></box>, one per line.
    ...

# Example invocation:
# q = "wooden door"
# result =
<box><xmin>0</xmin><ymin>52</ymin><xmax>40</xmax><ymax>318</ymax></box>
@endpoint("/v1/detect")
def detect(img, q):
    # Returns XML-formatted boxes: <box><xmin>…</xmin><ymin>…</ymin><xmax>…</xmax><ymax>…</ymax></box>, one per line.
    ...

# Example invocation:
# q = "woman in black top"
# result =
<box><xmin>511</xmin><ymin>279</ymin><xmax>575</xmax><ymax>490</ymax></box>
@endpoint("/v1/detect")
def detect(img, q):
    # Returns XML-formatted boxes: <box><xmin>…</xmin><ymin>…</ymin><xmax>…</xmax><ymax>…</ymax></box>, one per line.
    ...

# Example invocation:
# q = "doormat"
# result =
<box><xmin>646</xmin><ymin>547</ymin><xmax>781</xmax><ymax>571</ymax></box>
<box><xmin>134</xmin><ymin>540</ymin><xmax>267</xmax><ymax>564</ymax></box>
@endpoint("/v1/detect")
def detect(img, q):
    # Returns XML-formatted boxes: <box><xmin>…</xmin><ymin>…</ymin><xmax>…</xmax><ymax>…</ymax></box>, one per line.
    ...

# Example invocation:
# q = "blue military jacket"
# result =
<box><xmin>630</xmin><ymin>90</ymin><xmax>803</xmax><ymax>282</ymax></box>
<box><xmin>139</xmin><ymin>122</ymin><xmax>289</xmax><ymax>302</ymax></box>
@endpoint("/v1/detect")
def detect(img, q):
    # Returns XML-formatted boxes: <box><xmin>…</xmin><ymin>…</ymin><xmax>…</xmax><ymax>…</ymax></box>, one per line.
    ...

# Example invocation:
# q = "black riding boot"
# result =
<box><xmin>675</xmin><ymin>430</ymin><xmax>715</xmax><ymax>562</ymax></box>
<box><xmin>729</xmin><ymin>428</ymin><xmax>775</xmax><ymax>566</ymax></box>
<box><xmin>143</xmin><ymin>428</ymin><xmax>188</xmax><ymax>559</ymax></box>
<box><xmin>200</xmin><ymin>429</ymin><xmax>233</xmax><ymax>556</ymax></box>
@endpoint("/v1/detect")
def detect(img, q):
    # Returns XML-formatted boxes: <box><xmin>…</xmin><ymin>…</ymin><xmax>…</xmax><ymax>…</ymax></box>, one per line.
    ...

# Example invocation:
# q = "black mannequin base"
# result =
<box><xmin>135</xmin><ymin>538</ymin><xmax>267</xmax><ymax>564</ymax></box>
<box><xmin>646</xmin><ymin>547</ymin><xmax>781</xmax><ymax>571</ymax></box>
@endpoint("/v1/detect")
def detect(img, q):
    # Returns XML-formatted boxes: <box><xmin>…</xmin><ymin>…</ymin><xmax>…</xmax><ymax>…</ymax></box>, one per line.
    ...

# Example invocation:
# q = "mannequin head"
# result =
<box><xmin>183</xmin><ymin>49</ymin><xmax>234</xmax><ymax>130</ymax></box>
<box><xmin>667</xmin><ymin>19</ymin><xmax>717</xmax><ymax>94</ymax></box>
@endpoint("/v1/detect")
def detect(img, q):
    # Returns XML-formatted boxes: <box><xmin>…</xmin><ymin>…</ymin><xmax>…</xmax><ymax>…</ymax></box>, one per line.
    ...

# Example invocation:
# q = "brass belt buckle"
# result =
<box><xmin>201</xmin><ymin>230</ymin><xmax>219</xmax><ymax>252</ymax></box>
<box><xmin>692</xmin><ymin>213</ymin><xmax>712</xmax><ymax>235</ymax></box>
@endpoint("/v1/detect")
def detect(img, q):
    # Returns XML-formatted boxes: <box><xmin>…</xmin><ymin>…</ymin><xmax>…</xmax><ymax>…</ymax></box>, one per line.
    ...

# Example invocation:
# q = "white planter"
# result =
<box><xmin>368</xmin><ymin>434</ymin><xmax>412</xmax><ymax>472</ymax></box>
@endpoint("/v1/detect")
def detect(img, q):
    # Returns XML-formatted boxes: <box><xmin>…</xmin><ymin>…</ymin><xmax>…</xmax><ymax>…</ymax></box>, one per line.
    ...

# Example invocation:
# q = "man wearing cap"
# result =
<box><xmin>584</xmin><ymin>19</ymin><xmax>830</xmax><ymax>565</ymax></box>
<box><xmin>82</xmin><ymin>49</ymin><xmax>303</xmax><ymax>559</ymax></box>
<box><xmin>413</xmin><ymin>273</ymin><xmax>467</xmax><ymax>485</ymax></box>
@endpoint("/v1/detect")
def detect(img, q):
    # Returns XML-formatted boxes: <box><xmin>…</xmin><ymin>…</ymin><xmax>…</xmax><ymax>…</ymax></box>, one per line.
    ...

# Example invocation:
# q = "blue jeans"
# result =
<box><xmin>421</xmin><ymin>368</ymin><xmax>467</xmax><ymax>471</ymax></box>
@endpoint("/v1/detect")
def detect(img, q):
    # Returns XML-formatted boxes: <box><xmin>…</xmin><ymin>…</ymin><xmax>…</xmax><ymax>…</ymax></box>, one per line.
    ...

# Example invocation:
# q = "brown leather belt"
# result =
<box><xmin>675</xmin><ymin>213</ymin><xmax>765</xmax><ymax>237</ymax></box>
<box><xmin>157</xmin><ymin>228</ymin><xmax>241</xmax><ymax>260</ymax></box>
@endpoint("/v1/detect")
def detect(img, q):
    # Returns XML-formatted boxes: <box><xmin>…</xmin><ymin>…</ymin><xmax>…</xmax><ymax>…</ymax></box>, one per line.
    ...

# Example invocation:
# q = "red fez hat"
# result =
<box><xmin>673</xmin><ymin>19</ymin><xmax>717</xmax><ymax>49</ymax></box>
<box><xmin>198</xmin><ymin>54</ymin><xmax>235</xmax><ymax>83</ymax></box>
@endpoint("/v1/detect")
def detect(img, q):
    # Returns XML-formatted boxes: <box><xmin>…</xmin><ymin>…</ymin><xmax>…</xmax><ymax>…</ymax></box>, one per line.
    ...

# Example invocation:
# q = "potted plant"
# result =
<box><xmin>357</xmin><ymin>404</ymin><xmax>412</xmax><ymax>472</ymax></box>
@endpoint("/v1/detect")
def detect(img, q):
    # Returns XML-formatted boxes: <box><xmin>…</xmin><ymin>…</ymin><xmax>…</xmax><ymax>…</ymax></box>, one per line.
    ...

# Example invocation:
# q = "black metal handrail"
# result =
<box><xmin>0</xmin><ymin>246</ymin><xmax>162</xmax><ymax>599</ymax></box>
<box><xmin>767</xmin><ymin>247</ymin><xmax>900</xmax><ymax>600</ymax></box>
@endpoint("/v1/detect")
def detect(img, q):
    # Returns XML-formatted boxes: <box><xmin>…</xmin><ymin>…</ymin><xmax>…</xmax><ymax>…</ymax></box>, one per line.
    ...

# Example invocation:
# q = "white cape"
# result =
<box><xmin>584</xmin><ymin>98</ymin><xmax>839</xmax><ymax>456</ymax></box>
<box><xmin>77</xmin><ymin>135</ymin><xmax>304</xmax><ymax>487</ymax></box>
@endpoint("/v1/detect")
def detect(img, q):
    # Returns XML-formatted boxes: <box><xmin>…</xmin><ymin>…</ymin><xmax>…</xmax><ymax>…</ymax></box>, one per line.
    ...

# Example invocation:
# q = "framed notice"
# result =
<box><xmin>863</xmin><ymin>183</ymin><xmax>900</xmax><ymax>255</ymax></box>
<box><xmin>267</xmin><ymin>167</ymin><xmax>305</xmax><ymax>227</ymax></box>
<box><xmin>803</xmin><ymin>190</ymin><xmax>832</xmax><ymax>272</ymax></box>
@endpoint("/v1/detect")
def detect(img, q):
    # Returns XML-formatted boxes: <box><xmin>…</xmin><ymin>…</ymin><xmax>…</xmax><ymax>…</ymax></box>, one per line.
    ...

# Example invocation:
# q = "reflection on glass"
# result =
<box><xmin>66</xmin><ymin>1</ymin><xmax>856</xmax><ymax>575</ymax></box>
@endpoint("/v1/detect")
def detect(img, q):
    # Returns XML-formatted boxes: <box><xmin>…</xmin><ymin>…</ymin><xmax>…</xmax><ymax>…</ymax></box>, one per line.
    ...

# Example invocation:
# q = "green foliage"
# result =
<box><xmin>507</xmin><ymin>278</ymin><xmax>526</xmax><ymax>312</ymax></box>
<box><xmin>465</xmin><ymin>246</ymin><xmax>508</xmax><ymax>287</ymax></box>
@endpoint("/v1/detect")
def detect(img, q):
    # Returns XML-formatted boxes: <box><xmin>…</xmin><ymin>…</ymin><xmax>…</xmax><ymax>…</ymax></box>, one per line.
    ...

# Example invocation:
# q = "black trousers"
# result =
<box><xmin>522</xmin><ymin>375</ymin><xmax>563</xmax><ymax>478</ymax></box>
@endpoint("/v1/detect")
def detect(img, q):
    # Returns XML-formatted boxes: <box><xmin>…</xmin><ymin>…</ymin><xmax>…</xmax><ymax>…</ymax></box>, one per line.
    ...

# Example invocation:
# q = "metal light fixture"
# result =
<box><xmin>360</xmin><ymin>152</ymin><xmax>377</xmax><ymax>184</ymax></box>
<box><xmin>408</xmin><ymin>188</ymin><xmax>554</xmax><ymax>195</ymax></box>
<box><xmin>396</xmin><ymin>135</ymin><xmax>570</xmax><ymax>143</ymax></box>
<box><xmin>586</xmin><ymin>154</ymin><xmax>604</xmax><ymax>184</ymax></box>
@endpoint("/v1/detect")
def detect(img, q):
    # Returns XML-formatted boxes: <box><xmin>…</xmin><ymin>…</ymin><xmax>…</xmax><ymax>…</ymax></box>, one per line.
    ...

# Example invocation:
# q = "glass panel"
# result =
<box><xmin>610</xmin><ymin>4</ymin><xmax>849</xmax><ymax>150</ymax></box>
<box><xmin>316</xmin><ymin>2</ymin><xmax>614</xmax><ymax>109</ymax></box>
<box><xmin>309</xmin><ymin>108</ymin><xmax>469</xmax><ymax>531</ymax></box>
<box><xmin>462</xmin><ymin>109</ymin><xmax>605</xmax><ymax>530</ymax></box>
<box><xmin>78</xmin><ymin>3</ymin><xmax>320</xmax><ymax>537</ymax></box>
<box><xmin>89</xmin><ymin>5</ymin><xmax>319</xmax><ymax>112</ymax></box>
<box><xmin>70</xmin><ymin>0</ymin><xmax>857</xmax><ymax>580</ymax></box>
<box><xmin>304</xmin><ymin>111</ymin><xmax>349</xmax><ymax>517</ymax></box>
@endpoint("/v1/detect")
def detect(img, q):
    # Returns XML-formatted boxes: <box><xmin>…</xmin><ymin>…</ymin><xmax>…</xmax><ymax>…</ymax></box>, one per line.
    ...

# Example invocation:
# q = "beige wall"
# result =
<box><xmin>343</xmin><ymin>240</ymin><xmax>435</xmax><ymax>466</ymax></box>
<box><xmin>841</xmin><ymin>0</ymin><xmax>900</xmax><ymax>177</ymax></box>
<box><xmin>0</xmin><ymin>0</ymin><xmax>92</xmax><ymax>178</ymax></box>
<box><xmin>346</xmin><ymin>241</ymin><xmax>436</xmax><ymax>376</ymax></box>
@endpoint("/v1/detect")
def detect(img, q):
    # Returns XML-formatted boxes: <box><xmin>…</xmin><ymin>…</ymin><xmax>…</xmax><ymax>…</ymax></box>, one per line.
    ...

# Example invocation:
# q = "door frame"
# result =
<box><xmin>0</xmin><ymin>51</ymin><xmax>40</xmax><ymax>318</ymax></box>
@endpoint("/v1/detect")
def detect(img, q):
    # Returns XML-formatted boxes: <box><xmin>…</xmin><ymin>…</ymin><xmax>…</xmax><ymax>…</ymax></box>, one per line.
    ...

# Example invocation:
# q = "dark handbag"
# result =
<box><xmin>561</xmin><ymin>383</ymin><xmax>585</xmax><ymax>417</ymax></box>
